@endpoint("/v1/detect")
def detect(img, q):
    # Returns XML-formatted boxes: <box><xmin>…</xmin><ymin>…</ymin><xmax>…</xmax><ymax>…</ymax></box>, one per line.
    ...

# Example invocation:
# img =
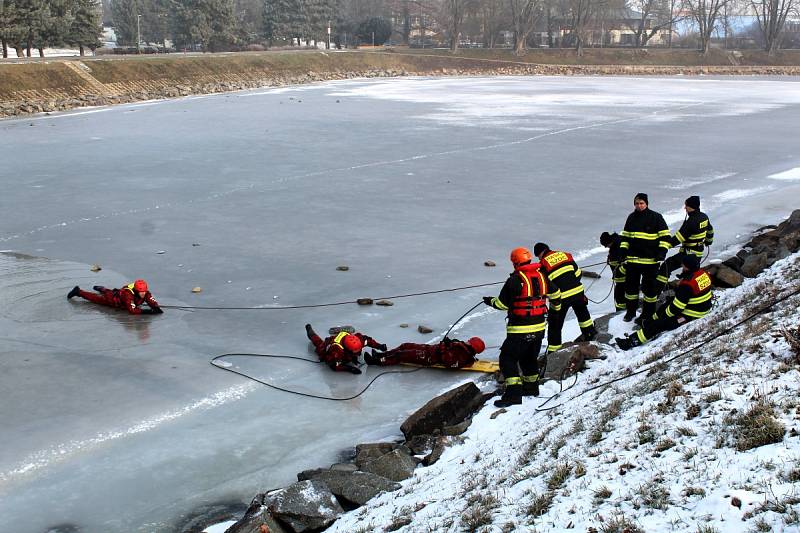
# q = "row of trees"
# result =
<box><xmin>0</xmin><ymin>0</ymin><xmax>103</xmax><ymax>57</ymax></box>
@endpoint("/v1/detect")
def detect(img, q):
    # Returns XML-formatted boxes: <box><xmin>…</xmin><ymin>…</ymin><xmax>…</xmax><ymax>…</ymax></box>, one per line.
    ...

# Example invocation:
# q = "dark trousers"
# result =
<box><xmin>654</xmin><ymin>253</ymin><xmax>685</xmax><ymax>297</ymax></box>
<box><xmin>546</xmin><ymin>295</ymin><xmax>594</xmax><ymax>352</ymax></box>
<box><xmin>638</xmin><ymin>312</ymin><xmax>686</xmax><ymax>344</ymax></box>
<box><xmin>499</xmin><ymin>332</ymin><xmax>543</xmax><ymax>398</ymax></box>
<box><xmin>624</xmin><ymin>262</ymin><xmax>660</xmax><ymax>317</ymax></box>
<box><xmin>613</xmin><ymin>264</ymin><xmax>627</xmax><ymax>311</ymax></box>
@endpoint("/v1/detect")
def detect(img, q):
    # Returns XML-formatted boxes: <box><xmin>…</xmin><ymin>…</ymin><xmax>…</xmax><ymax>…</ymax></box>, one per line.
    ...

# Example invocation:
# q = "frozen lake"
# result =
<box><xmin>2</xmin><ymin>75</ymin><xmax>800</xmax><ymax>532</ymax></box>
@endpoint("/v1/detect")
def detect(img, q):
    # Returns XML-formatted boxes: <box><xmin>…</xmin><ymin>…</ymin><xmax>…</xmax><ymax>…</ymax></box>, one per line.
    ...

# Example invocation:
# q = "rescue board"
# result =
<box><xmin>400</xmin><ymin>360</ymin><xmax>500</xmax><ymax>373</ymax></box>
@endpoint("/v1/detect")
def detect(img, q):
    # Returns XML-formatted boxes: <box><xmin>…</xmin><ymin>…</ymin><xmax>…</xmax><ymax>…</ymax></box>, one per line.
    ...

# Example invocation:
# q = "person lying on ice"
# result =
<box><xmin>305</xmin><ymin>324</ymin><xmax>386</xmax><ymax>374</ymax></box>
<box><xmin>363</xmin><ymin>336</ymin><xmax>485</xmax><ymax>368</ymax></box>
<box><xmin>67</xmin><ymin>279</ymin><xmax>163</xmax><ymax>315</ymax></box>
<box><xmin>615</xmin><ymin>254</ymin><xmax>712</xmax><ymax>351</ymax></box>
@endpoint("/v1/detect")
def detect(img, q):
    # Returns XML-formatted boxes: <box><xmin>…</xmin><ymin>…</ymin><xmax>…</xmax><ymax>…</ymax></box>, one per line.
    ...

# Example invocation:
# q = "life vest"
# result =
<box><xmin>672</xmin><ymin>269</ymin><xmax>713</xmax><ymax>319</ymax></box>
<box><xmin>510</xmin><ymin>263</ymin><xmax>548</xmax><ymax>318</ymax></box>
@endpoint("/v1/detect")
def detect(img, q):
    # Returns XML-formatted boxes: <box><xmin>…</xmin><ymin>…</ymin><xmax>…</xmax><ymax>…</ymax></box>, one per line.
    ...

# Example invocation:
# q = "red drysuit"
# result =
<box><xmin>77</xmin><ymin>286</ymin><xmax>162</xmax><ymax>315</ymax></box>
<box><xmin>309</xmin><ymin>331</ymin><xmax>383</xmax><ymax>371</ymax></box>
<box><xmin>374</xmin><ymin>339</ymin><xmax>478</xmax><ymax>368</ymax></box>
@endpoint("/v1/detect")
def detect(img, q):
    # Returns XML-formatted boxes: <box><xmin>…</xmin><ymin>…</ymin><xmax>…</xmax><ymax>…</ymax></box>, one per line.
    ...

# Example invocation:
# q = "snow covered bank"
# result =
<box><xmin>326</xmin><ymin>253</ymin><xmax>800</xmax><ymax>532</ymax></box>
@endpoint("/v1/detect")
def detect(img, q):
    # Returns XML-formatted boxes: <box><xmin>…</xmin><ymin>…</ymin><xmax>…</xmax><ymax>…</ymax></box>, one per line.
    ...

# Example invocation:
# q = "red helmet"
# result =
<box><xmin>133</xmin><ymin>279</ymin><xmax>148</xmax><ymax>292</ymax></box>
<box><xmin>510</xmin><ymin>247</ymin><xmax>532</xmax><ymax>266</ymax></box>
<box><xmin>468</xmin><ymin>337</ymin><xmax>485</xmax><ymax>354</ymax></box>
<box><xmin>342</xmin><ymin>334</ymin><xmax>363</xmax><ymax>353</ymax></box>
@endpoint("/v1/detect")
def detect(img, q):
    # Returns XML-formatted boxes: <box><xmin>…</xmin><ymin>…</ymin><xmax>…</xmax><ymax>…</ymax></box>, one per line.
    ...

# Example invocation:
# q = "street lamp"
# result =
<box><xmin>137</xmin><ymin>14</ymin><xmax>142</xmax><ymax>54</ymax></box>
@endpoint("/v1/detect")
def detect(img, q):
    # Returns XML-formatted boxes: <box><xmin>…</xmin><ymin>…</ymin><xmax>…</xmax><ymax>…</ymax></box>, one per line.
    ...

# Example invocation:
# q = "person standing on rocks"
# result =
<box><xmin>483</xmin><ymin>247</ymin><xmax>557</xmax><ymax>407</ymax></box>
<box><xmin>654</xmin><ymin>195</ymin><xmax>714</xmax><ymax>299</ymax></box>
<box><xmin>364</xmin><ymin>336</ymin><xmax>485</xmax><ymax>368</ymax></box>
<box><xmin>533</xmin><ymin>242</ymin><xmax>598</xmax><ymax>355</ymax></box>
<box><xmin>67</xmin><ymin>280</ymin><xmax>163</xmax><ymax>315</ymax></box>
<box><xmin>616</xmin><ymin>255</ymin><xmax>712</xmax><ymax>350</ymax></box>
<box><xmin>619</xmin><ymin>193</ymin><xmax>671</xmax><ymax>323</ymax></box>
<box><xmin>600</xmin><ymin>231</ymin><xmax>628</xmax><ymax>312</ymax></box>
<box><xmin>305</xmin><ymin>324</ymin><xmax>386</xmax><ymax>374</ymax></box>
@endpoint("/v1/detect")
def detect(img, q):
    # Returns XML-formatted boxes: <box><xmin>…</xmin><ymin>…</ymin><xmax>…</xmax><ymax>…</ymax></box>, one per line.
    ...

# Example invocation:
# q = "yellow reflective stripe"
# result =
<box><xmin>672</xmin><ymin>298</ymin><xmax>687</xmax><ymax>310</ymax></box>
<box><xmin>687</xmin><ymin>232</ymin><xmax>707</xmax><ymax>240</ymax></box>
<box><xmin>624</xmin><ymin>232</ymin><xmax>661</xmax><ymax>240</ymax></box>
<box><xmin>643</xmin><ymin>295</ymin><xmax>658</xmax><ymax>303</ymax></box>
<box><xmin>549</xmin><ymin>265</ymin><xmax>574</xmax><ymax>280</ymax></box>
<box><xmin>549</xmin><ymin>287</ymin><xmax>562</xmax><ymax>300</ymax></box>
<box><xmin>636</xmin><ymin>329</ymin><xmax>647</xmax><ymax>343</ymax></box>
<box><xmin>665</xmin><ymin>306</ymin><xmax>674</xmax><ymax>317</ymax></box>
<box><xmin>682</xmin><ymin>249</ymin><xmax>704</xmax><ymax>257</ymax></box>
<box><xmin>561</xmin><ymin>286</ymin><xmax>584</xmax><ymax>299</ymax></box>
<box><xmin>625</xmin><ymin>293</ymin><xmax>639</xmax><ymax>300</ymax></box>
<box><xmin>626</xmin><ymin>257</ymin><xmax>658</xmax><ymax>265</ymax></box>
<box><xmin>551</xmin><ymin>304</ymin><xmax>562</xmax><ymax>311</ymax></box>
<box><xmin>507</xmin><ymin>323</ymin><xmax>546</xmax><ymax>334</ymax></box>
<box><xmin>332</xmin><ymin>331</ymin><xmax>349</xmax><ymax>349</ymax></box>
<box><xmin>688</xmin><ymin>292</ymin><xmax>712</xmax><ymax>304</ymax></box>
<box><xmin>615</xmin><ymin>302</ymin><xmax>627</xmax><ymax>309</ymax></box>
<box><xmin>547</xmin><ymin>344</ymin><xmax>562</xmax><ymax>352</ymax></box>
<box><xmin>656</xmin><ymin>275</ymin><xmax>668</xmax><ymax>283</ymax></box>
<box><xmin>658</xmin><ymin>230</ymin><xmax>671</xmax><ymax>237</ymax></box>
<box><xmin>613</xmin><ymin>276</ymin><xmax>626</xmax><ymax>283</ymax></box>
<box><xmin>620</xmin><ymin>242</ymin><xmax>630</xmax><ymax>249</ymax></box>
<box><xmin>659</xmin><ymin>241</ymin><xmax>672</xmax><ymax>249</ymax></box>
<box><xmin>518</xmin><ymin>271</ymin><xmax>532</xmax><ymax>298</ymax></box>
<box><xmin>575</xmin><ymin>268</ymin><xmax>582</xmax><ymax>277</ymax></box>
<box><xmin>699</xmin><ymin>220</ymin><xmax>708</xmax><ymax>228</ymax></box>
<box><xmin>682</xmin><ymin>309</ymin><xmax>708</xmax><ymax>318</ymax></box>
<box><xmin>522</xmin><ymin>374</ymin><xmax>539</xmax><ymax>382</ymax></box>
<box><xmin>578</xmin><ymin>318</ymin><xmax>593</xmax><ymax>328</ymax></box>
<box><xmin>491</xmin><ymin>297</ymin><xmax>508</xmax><ymax>311</ymax></box>
<box><xmin>675</xmin><ymin>231</ymin><xmax>686</xmax><ymax>243</ymax></box>
<box><xmin>506</xmin><ymin>377</ymin><xmax>522</xmax><ymax>386</ymax></box>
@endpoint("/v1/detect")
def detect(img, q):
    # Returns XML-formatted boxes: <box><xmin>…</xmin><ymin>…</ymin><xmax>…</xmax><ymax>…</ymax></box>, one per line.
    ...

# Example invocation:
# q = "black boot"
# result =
<box><xmin>364</xmin><ymin>350</ymin><xmax>383</xmax><ymax>365</ymax></box>
<box><xmin>305</xmin><ymin>324</ymin><xmax>316</xmax><ymax>340</ymax></box>
<box><xmin>93</xmin><ymin>285</ymin><xmax>105</xmax><ymax>292</ymax></box>
<box><xmin>634</xmin><ymin>315</ymin><xmax>644</xmax><ymax>326</ymax></box>
<box><xmin>522</xmin><ymin>381</ymin><xmax>540</xmax><ymax>397</ymax></box>
<box><xmin>615</xmin><ymin>334</ymin><xmax>641</xmax><ymax>351</ymax></box>
<box><xmin>579</xmin><ymin>326</ymin><xmax>598</xmax><ymax>342</ymax></box>
<box><xmin>67</xmin><ymin>286</ymin><xmax>80</xmax><ymax>299</ymax></box>
<box><xmin>494</xmin><ymin>394</ymin><xmax>522</xmax><ymax>407</ymax></box>
<box><xmin>623</xmin><ymin>310</ymin><xmax>636</xmax><ymax>322</ymax></box>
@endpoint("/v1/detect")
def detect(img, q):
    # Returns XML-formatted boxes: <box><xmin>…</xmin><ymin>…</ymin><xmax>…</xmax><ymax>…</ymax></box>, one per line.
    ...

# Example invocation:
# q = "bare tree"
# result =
<box><xmin>479</xmin><ymin>0</ymin><xmax>508</xmax><ymax>47</ymax></box>
<box><xmin>684</xmin><ymin>0</ymin><xmax>731</xmax><ymax>53</ymax></box>
<box><xmin>623</xmin><ymin>0</ymin><xmax>686</xmax><ymax>46</ymax></box>
<box><xmin>565</xmin><ymin>0</ymin><xmax>607</xmax><ymax>55</ymax></box>
<box><xmin>751</xmin><ymin>0</ymin><xmax>795</xmax><ymax>54</ymax></box>
<box><xmin>508</xmin><ymin>0</ymin><xmax>544</xmax><ymax>53</ymax></box>
<box><xmin>444</xmin><ymin>0</ymin><xmax>478</xmax><ymax>50</ymax></box>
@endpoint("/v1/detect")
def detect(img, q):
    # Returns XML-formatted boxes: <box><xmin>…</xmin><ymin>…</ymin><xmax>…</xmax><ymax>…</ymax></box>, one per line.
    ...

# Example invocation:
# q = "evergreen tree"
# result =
<box><xmin>140</xmin><ymin>0</ymin><xmax>169</xmax><ymax>46</ymax></box>
<box><xmin>68</xmin><ymin>0</ymin><xmax>103</xmax><ymax>54</ymax></box>
<box><xmin>110</xmin><ymin>0</ymin><xmax>138</xmax><ymax>45</ymax></box>
<box><xmin>263</xmin><ymin>0</ymin><xmax>309</xmax><ymax>45</ymax></box>
<box><xmin>172</xmin><ymin>0</ymin><xmax>236</xmax><ymax>51</ymax></box>
<box><xmin>11</xmin><ymin>0</ymin><xmax>51</xmax><ymax>56</ymax></box>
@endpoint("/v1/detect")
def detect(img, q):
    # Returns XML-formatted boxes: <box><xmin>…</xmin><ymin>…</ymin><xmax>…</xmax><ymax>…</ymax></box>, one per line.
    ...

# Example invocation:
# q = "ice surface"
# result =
<box><xmin>1</xmin><ymin>75</ymin><xmax>800</xmax><ymax>532</ymax></box>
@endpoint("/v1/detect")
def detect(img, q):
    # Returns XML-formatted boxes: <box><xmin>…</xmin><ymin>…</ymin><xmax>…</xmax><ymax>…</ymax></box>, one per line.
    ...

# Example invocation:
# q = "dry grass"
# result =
<box><xmin>546</xmin><ymin>462</ymin><xmax>572</xmax><ymax>491</ymax></box>
<box><xmin>723</xmin><ymin>398</ymin><xmax>785</xmax><ymax>451</ymax></box>
<box><xmin>636</xmin><ymin>476</ymin><xmax>671</xmax><ymax>510</ymax></box>
<box><xmin>598</xmin><ymin>512</ymin><xmax>645</xmax><ymax>533</ymax></box>
<box><xmin>460</xmin><ymin>493</ymin><xmax>498</xmax><ymax>530</ymax></box>
<box><xmin>526</xmin><ymin>491</ymin><xmax>555</xmax><ymax>519</ymax></box>
<box><xmin>593</xmin><ymin>485</ymin><xmax>613</xmax><ymax>504</ymax></box>
<box><xmin>588</xmin><ymin>398</ymin><xmax>624</xmax><ymax>445</ymax></box>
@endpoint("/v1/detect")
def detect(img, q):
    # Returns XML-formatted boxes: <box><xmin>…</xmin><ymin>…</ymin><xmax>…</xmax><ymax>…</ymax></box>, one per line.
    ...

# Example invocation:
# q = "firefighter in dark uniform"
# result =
<box><xmin>616</xmin><ymin>255</ymin><xmax>712</xmax><ymax>350</ymax></box>
<box><xmin>533</xmin><ymin>243</ymin><xmax>597</xmax><ymax>354</ymax></box>
<box><xmin>619</xmin><ymin>193</ymin><xmax>671</xmax><ymax>322</ymax></box>
<box><xmin>483</xmin><ymin>247</ymin><xmax>558</xmax><ymax>407</ymax></box>
<box><xmin>600</xmin><ymin>231</ymin><xmax>627</xmax><ymax>312</ymax></box>
<box><xmin>654</xmin><ymin>195</ymin><xmax>714</xmax><ymax>298</ymax></box>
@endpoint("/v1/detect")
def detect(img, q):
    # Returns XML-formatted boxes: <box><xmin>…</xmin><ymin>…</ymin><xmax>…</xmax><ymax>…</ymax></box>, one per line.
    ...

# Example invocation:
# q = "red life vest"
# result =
<box><xmin>682</xmin><ymin>269</ymin><xmax>712</xmax><ymax>295</ymax></box>
<box><xmin>510</xmin><ymin>263</ymin><xmax>548</xmax><ymax>318</ymax></box>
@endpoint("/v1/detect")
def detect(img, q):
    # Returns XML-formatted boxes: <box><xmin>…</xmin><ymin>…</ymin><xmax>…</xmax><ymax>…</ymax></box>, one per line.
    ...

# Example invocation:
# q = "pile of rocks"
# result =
<box><xmin>707</xmin><ymin>209</ymin><xmax>800</xmax><ymax>288</ymax></box>
<box><xmin>225</xmin><ymin>382</ymin><xmax>491</xmax><ymax>533</ymax></box>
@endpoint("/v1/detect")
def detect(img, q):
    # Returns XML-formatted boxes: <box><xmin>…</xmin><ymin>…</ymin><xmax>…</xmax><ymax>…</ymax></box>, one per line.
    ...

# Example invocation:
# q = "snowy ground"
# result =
<box><xmin>1</xmin><ymin>75</ymin><xmax>800</xmax><ymax>532</ymax></box>
<box><xmin>328</xmin><ymin>252</ymin><xmax>800</xmax><ymax>533</ymax></box>
<box><xmin>1</xmin><ymin>47</ymin><xmax>91</xmax><ymax>59</ymax></box>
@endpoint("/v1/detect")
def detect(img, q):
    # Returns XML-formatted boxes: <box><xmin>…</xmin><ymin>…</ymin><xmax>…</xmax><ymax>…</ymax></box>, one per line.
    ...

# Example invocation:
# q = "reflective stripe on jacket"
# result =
<box><xmin>540</xmin><ymin>249</ymin><xmax>585</xmax><ymax>300</ymax></box>
<box><xmin>619</xmin><ymin>208</ymin><xmax>671</xmax><ymax>264</ymax></box>
<box><xmin>665</xmin><ymin>269</ymin><xmax>713</xmax><ymax>319</ymax></box>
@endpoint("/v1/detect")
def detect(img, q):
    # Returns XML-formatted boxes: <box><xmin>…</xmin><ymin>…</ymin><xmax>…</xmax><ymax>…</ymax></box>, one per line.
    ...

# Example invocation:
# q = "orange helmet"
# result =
<box><xmin>510</xmin><ymin>247</ymin><xmax>532</xmax><ymax>266</ymax></box>
<box><xmin>342</xmin><ymin>334</ymin><xmax>363</xmax><ymax>353</ymax></box>
<box><xmin>133</xmin><ymin>279</ymin><xmax>149</xmax><ymax>292</ymax></box>
<box><xmin>468</xmin><ymin>337</ymin><xmax>485</xmax><ymax>354</ymax></box>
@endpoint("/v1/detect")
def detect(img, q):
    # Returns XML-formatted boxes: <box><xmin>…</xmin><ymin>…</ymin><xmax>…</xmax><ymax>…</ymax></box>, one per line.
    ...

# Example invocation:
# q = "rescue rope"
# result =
<box><xmin>534</xmin><ymin>283</ymin><xmax>800</xmax><ymax>412</ymax></box>
<box><xmin>210</xmin><ymin>353</ymin><xmax>424</xmax><ymax>401</ymax></box>
<box><xmin>161</xmin><ymin>261</ymin><xmax>610</xmax><ymax>311</ymax></box>
<box><xmin>442</xmin><ymin>301</ymin><xmax>483</xmax><ymax>340</ymax></box>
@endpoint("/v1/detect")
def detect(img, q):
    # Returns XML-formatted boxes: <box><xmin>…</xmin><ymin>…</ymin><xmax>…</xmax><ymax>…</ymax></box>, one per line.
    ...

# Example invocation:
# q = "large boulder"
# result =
<box><xmin>303</xmin><ymin>470</ymin><xmax>401</xmax><ymax>506</ymax></box>
<box><xmin>262</xmin><ymin>480</ymin><xmax>343</xmax><ymax>532</ymax></box>
<box><xmin>712</xmin><ymin>264</ymin><xmax>744</xmax><ymax>288</ymax></box>
<box><xmin>740</xmin><ymin>252</ymin><xmax>770</xmax><ymax>278</ymax></box>
<box><xmin>542</xmin><ymin>345</ymin><xmax>586</xmax><ymax>380</ymax></box>
<box><xmin>354</xmin><ymin>443</ymin><xmax>399</xmax><ymax>469</ymax></box>
<box><xmin>361</xmin><ymin>449</ymin><xmax>418</xmax><ymax>481</ymax></box>
<box><xmin>400</xmin><ymin>382</ymin><xmax>485</xmax><ymax>440</ymax></box>
<box><xmin>224</xmin><ymin>499</ymin><xmax>288</xmax><ymax>533</ymax></box>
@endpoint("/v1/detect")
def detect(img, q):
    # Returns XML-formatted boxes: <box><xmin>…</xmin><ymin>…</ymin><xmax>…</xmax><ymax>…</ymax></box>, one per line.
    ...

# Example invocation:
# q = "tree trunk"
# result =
<box><xmin>1</xmin><ymin>39</ymin><xmax>6</xmax><ymax>58</ymax></box>
<box><xmin>576</xmin><ymin>35</ymin><xmax>584</xmax><ymax>56</ymax></box>
<box><xmin>514</xmin><ymin>33</ymin><xmax>526</xmax><ymax>54</ymax></box>
<box><xmin>38</xmin><ymin>47</ymin><xmax>44</xmax><ymax>57</ymax></box>
<box><xmin>80</xmin><ymin>45</ymin><xmax>85</xmax><ymax>56</ymax></box>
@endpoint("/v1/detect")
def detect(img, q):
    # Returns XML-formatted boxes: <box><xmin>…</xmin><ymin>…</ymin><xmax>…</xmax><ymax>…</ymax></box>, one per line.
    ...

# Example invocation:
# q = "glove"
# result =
<box><xmin>340</xmin><ymin>363</ymin><xmax>362</xmax><ymax>374</ymax></box>
<box><xmin>442</xmin><ymin>337</ymin><xmax>452</xmax><ymax>346</ymax></box>
<box><xmin>376</xmin><ymin>343</ymin><xmax>387</xmax><ymax>352</ymax></box>
<box><xmin>482</xmin><ymin>296</ymin><xmax>493</xmax><ymax>306</ymax></box>
<box><xmin>140</xmin><ymin>308</ymin><xmax>158</xmax><ymax>315</ymax></box>
<box><xmin>151</xmin><ymin>307</ymin><xmax>164</xmax><ymax>314</ymax></box>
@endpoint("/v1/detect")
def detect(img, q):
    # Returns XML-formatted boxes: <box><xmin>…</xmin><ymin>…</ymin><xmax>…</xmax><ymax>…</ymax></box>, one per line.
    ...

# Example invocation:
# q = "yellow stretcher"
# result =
<box><xmin>400</xmin><ymin>360</ymin><xmax>500</xmax><ymax>373</ymax></box>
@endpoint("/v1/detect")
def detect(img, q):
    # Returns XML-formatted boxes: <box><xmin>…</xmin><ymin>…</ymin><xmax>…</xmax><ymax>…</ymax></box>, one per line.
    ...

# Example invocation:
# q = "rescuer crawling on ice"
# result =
<box><xmin>305</xmin><ymin>324</ymin><xmax>386</xmax><ymax>374</ymax></box>
<box><xmin>67</xmin><ymin>280</ymin><xmax>163</xmax><ymax>315</ymax></box>
<box><xmin>364</xmin><ymin>337</ymin><xmax>485</xmax><ymax>368</ymax></box>
<box><xmin>483</xmin><ymin>247</ymin><xmax>558</xmax><ymax>407</ymax></box>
